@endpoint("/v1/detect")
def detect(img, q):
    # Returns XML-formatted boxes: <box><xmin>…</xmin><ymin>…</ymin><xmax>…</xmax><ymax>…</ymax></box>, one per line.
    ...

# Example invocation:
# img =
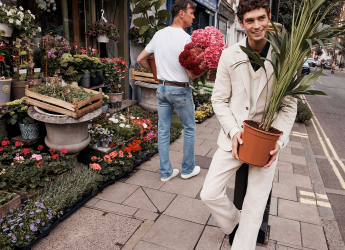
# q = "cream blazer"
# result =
<box><xmin>211</xmin><ymin>38</ymin><xmax>297</xmax><ymax>152</ymax></box>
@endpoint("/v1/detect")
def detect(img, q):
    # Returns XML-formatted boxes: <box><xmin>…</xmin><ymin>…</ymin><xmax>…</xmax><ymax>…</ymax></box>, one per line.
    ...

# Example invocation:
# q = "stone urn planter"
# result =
<box><xmin>0</xmin><ymin>78</ymin><xmax>11</xmax><ymax>104</ymax></box>
<box><xmin>27</xmin><ymin>106</ymin><xmax>102</xmax><ymax>154</ymax></box>
<box><xmin>134</xmin><ymin>81</ymin><xmax>158</xmax><ymax>112</ymax></box>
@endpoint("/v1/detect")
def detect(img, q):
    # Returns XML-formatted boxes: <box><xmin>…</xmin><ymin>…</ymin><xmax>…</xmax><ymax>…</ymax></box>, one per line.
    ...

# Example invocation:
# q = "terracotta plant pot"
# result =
<box><xmin>148</xmin><ymin>56</ymin><xmax>158</xmax><ymax>81</ymax></box>
<box><xmin>238</xmin><ymin>120</ymin><xmax>282</xmax><ymax>168</ymax></box>
<box><xmin>11</xmin><ymin>80</ymin><xmax>28</xmax><ymax>100</ymax></box>
<box><xmin>108</xmin><ymin>92</ymin><xmax>123</xmax><ymax>102</ymax></box>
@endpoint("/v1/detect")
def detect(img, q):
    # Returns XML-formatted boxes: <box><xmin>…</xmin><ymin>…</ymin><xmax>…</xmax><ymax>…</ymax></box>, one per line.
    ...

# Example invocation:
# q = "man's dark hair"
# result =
<box><xmin>171</xmin><ymin>0</ymin><xmax>196</xmax><ymax>19</ymax></box>
<box><xmin>237</xmin><ymin>0</ymin><xmax>270</xmax><ymax>23</ymax></box>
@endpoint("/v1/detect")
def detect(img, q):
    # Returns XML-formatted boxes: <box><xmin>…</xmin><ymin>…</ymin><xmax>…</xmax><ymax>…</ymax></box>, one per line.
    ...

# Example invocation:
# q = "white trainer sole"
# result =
<box><xmin>161</xmin><ymin>169</ymin><xmax>179</xmax><ymax>182</ymax></box>
<box><xmin>181</xmin><ymin>166</ymin><xmax>201</xmax><ymax>179</ymax></box>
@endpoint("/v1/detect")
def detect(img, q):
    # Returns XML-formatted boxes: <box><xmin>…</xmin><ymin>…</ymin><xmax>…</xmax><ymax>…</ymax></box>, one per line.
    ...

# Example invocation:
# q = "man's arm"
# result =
<box><xmin>137</xmin><ymin>49</ymin><xmax>153</xmax><ymax>72</ymax></box>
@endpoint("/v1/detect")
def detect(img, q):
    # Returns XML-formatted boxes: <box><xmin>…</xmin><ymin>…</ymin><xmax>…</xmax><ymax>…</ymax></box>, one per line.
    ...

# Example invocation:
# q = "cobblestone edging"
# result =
<box><xmin>299</xmin><ymin>123</ymin><xmax>345</xmax><ymax>250</ymax></box>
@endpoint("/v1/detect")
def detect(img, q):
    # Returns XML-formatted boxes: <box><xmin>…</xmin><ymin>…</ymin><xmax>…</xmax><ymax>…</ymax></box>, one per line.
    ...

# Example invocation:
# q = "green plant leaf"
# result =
<box><xmin>154</xmin><ymin>0</ymin><xmax>166</xmax><ymax>10</ymax></box>
<box><xmin>139</xmin><ymin>25</ymin><xmax>150</xmax><ymax>35</ymax></box>
<box><xmin>306</xmin><ymin>89</ymin><xmax>329</xmax><ymax>96</ymax></box>
<box><xmin>133</xmin><ymin>17</ymin><xmax>149</xmax><ymax>27</ymax></box>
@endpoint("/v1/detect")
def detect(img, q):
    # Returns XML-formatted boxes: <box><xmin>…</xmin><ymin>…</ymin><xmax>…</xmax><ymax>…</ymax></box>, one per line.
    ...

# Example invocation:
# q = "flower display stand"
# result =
<box><xmin>134</xmin><ymin>81</ymin><xmax>158</xmax><ymax>112</ymax></box>
<box><xmin>25</xmin><ymin>85</ymin><xmax>103</xmax><ymax>118</ymax></box>
<box><xmin>27</xmin><ymin>106</ymin><xmax>102</xmax><ymax>154</ymax></box>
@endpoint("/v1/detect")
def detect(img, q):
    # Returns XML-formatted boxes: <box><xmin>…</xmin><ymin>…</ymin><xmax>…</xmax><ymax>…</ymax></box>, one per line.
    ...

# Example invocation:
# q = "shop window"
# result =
<box><xmin>218</xmin><ymin>19</ymin><xmax>227</xmax><ymax>43</ymax></box>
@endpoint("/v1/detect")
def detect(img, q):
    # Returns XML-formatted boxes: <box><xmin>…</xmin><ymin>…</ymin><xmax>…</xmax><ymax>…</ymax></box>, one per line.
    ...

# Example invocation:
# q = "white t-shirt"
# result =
<box><xmin>145</xmin><ymin>27</ymin><xmax>191</xmax><ymax>82</ymax></box>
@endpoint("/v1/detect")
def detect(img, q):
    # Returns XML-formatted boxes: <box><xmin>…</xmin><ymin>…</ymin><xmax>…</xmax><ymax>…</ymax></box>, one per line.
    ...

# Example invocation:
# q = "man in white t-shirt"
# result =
<box><xmin>137</xmin><ymin>0</ymin><xmax>201</xmax><ymax>182</ymax></box>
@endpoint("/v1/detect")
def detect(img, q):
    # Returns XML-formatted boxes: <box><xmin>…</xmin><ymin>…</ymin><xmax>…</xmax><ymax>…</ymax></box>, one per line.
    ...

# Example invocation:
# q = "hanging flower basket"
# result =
<box><xmin>97</xmin><ymin>35</ymin><xmax>109</xmax><ymax>43</ymax></box>
<box><xmin>0</xmin><ymin>23</ymin><xmax>13</xmax><ymax>37</ymax></box>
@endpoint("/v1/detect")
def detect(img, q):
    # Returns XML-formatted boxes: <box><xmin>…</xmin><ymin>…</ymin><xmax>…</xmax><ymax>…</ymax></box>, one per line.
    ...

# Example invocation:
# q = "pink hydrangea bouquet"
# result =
<box><xmin>179</xmin><ymin>26</ymin><xmax>227</xmax><ymax>83</ymax></box>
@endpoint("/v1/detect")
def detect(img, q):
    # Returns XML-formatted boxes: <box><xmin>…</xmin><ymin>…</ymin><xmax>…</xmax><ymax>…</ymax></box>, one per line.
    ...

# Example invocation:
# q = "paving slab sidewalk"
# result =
<box><xmin>32</xmin><ymin>117</ymin><xmax>345</xmax><ymax>250</ymax></box>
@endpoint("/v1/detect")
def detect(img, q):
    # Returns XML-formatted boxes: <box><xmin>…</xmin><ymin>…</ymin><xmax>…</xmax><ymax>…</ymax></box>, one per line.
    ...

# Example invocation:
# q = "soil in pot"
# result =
<box><xmin>238</xmin><ymin>120</ymin><xmax>282</xmax><ymax>168</ymax></box>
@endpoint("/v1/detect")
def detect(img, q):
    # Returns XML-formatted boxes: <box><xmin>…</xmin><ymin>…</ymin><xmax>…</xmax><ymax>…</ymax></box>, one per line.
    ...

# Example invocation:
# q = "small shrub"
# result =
<box><xmin>296</xmin><ymin>100</ymin><xmax>313</xmax><ymax>123</ymax></box>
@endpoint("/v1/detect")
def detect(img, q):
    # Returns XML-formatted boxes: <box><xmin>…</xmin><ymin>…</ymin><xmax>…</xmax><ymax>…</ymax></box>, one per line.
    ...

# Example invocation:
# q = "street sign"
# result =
<box><xmin>195</xmin><ymin>0</ymin><xmax>218</xmax><ymax>13</ymax></box>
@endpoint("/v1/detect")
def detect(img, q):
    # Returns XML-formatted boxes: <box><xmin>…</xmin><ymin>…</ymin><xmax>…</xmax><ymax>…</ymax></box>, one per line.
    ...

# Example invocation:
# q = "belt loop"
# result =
<box><xmin>163</xmin><ymin>80</ymin><xmax>165</xmax><ymax>86</ymax></box>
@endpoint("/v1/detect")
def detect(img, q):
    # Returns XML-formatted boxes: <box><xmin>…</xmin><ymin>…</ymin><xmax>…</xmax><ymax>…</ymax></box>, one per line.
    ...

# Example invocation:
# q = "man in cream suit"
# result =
<box><xmin>200</xmin><ymin>0</ymin><xmax>297</xmax><ymax>249</ymax></box>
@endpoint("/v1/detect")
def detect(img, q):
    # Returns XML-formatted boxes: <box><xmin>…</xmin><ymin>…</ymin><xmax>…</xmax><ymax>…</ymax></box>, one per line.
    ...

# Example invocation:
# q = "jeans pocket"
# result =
<box><xmin>169</xmin><ymin>91</ymin><xmax>187</xmax><ymax>109</ymax></box>
<box><xmin>156</xmin><ymin>90</ymin><xmax>163</xmax><ymax>106</ymax></box>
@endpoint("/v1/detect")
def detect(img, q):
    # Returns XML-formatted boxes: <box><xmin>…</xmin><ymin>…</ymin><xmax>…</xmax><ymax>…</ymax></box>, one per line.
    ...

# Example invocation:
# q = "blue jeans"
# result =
<box><xmin>156</xmin><ymin>84</ymin><xmax>196</xmax><ymax>179</ymax></box>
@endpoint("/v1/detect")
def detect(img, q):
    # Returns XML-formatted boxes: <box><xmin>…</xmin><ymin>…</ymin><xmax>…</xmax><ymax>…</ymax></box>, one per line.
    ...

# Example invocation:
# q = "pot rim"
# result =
<box><xmin>243</xmin><ymin>120</ymin><xmax>283</xmax><ymax>137</ymax></box>
<box><xmin>0</xmin><ymin>78</ymin><xmax>12</xmax><ymax>82</ymax></box>
<box><xmin>107</xmin><ymin>92</ymin><xmax>123</xmax><ymax>95</ymax></box>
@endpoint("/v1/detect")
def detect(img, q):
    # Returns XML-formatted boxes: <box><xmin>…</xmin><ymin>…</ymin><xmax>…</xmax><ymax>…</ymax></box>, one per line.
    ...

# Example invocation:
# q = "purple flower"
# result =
<box><xmin>41</xmin><ymin>222</ymin><xmax>45</xmax><ymax>226</ymax></box>
<box><xmin>19</xmin><ymin>223</ymin><xmax>23</xmax><ymax>227</ymax></box>
<box><xmin>29</xmin><ymin>224</ymin><xmax>37</xmax><ymax>232</ymax></box>
<box><xmin>11</xmin><ymin>236</ymin><xmax>17</xmax><ymax>243</ymax></box>
<box><xmin>10</xmin><ymin>225</ymin><xmax>15</xmax><ymax>230</ymax></box>
<box><xmin>36</xmin><ymin>219</ymin><xmax>40</xmax><ymax>224</ymax></box>
<box><xmin>25</xmin><ymin>235</ymin><xmax>30</xmax><ymax>239</ymax></box>
<box><xmin>36</xmin><ymin>209</ymin><xmax>42</xmax><ymax>213</ymax></box>
<box><xmin>3</xmin><ymin>227</ymin><xmax>9</xmax><ymax>232</ymax></box>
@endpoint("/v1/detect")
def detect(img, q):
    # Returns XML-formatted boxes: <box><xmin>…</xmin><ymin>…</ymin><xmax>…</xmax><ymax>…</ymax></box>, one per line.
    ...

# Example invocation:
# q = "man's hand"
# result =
<box><xmin>137</xmin><ymin>50</ymin><xmax>153</xmax><ymax>72</ymax></box>
<box><xmin>262</xmin><ymin>143</ymin><xmax>280</xmax><ymax>168</ymax></box>
<box><xmin>232</xmin><ymin>132</ymin><xmax>243</xmax><ymax>160</ymax></box>
<box><xmin>187</xmin><ymin>70</ymin><xmax>206</xmax><ymax>79</ymax></box>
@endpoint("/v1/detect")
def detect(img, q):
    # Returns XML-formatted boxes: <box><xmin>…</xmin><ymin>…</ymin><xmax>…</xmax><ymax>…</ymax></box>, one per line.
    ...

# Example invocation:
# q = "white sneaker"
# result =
<box><xmin>161</xmin><ymin>169</ymin><xmax>179</xmax><ymax>182</ymax></box>
<box><xmin>181</xmin><ymin>166</ymin><xmax>201</xmax><ymax>179</ymax></box>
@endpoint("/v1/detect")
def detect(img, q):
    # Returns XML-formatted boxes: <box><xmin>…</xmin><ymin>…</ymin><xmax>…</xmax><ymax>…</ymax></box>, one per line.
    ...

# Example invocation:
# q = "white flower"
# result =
<box><xmin>9</xmin><ymin>9</ymin><xmax>15</xmax><ymax>13</ymax></box>
<box><xmin>16</xmin><ymin>20</ymin><xmax>21</xmax><ymax>25</ymax></box>
<box><xmin>7</xmin><ymin>11</ymin><xmax>12</xmax><ymax>16</ymax></box>
<box><xmin>130</xmin><ymin>116</ymin><xmax>135</xmax><ymax>119</ymax></box>
<box><xmin>53</xmin><ymin>6</ymin><xmax>56</xmax><ymax>11</ymax></box>
<box><xmin>137</xmin><ymin>117</ymin><xmax>140</xmax><ymax>119</ymax></box>
<box><xmin>19</xmin><ymin>6</ymin><xmax>23</xmax><ymax>10</ymax></box>
<box><xmin>28</xmin><ymin>10</ymin><xmax>31</xmax><ymax>14</ymax></box>
<box><xmin>37</xmin><ymin>27</ymin><xmax>41</xmax><ymax>32</ymax></box>
<box><xmin>8</xmin><ymin>18</ymin><xmax>13</xmax><ymax>23</ymax></box>
<box><xmin>119</xmin><ymin>123</ymin><xmax>125</xmax><ymax>128</ymax></box>
<box><xmin>143</xmin><ymin>123</ymin><xmax>147</xmax><ymax>129</ymax></box>
<box><xmin>17</xmin><ymin>11</ymin><xmax>23</xmax><ymax>15</ymax></box>
<box><xmin>109</xmin><ymin>118</ymin><xmax>119</xmax><ymax>123</ymax></box>
<box><xmin>31</xmin><ymin>14</ymin><xmax>35</xmax><ymax>19</ymax></box>
<box><xmin>0</xmin><ymin>3</ymin><xmax>2</xmax><ymax>7</ymax></box>
<box><xmin>125</xmin><ymin>125</ymin><xmax>130</xmax><ymax>128</ymax></box>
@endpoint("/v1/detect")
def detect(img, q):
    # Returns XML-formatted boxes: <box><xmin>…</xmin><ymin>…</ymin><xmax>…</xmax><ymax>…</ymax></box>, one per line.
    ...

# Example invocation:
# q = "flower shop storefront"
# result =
<box><xmin>0</xmin><ymin>0</ymin><xmax>130</xmax><ymax>100</ymax></box>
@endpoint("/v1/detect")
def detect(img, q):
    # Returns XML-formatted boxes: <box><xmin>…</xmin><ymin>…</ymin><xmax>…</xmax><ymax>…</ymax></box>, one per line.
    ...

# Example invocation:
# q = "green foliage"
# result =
<box><xmin>296</xmin><ymin>100</ymin><xmax>313</xmax><ymax>123</ymax></box>
<box><xmin>31</xmin><ymin>84</ymin><xmax>94</xmax><ymax>103</ymax></box>
<box><xmin>60</xmin><ymin>53</ymin><xmax>102</xmax><ymax>83</ymax></box>
<box><xmin>0</xmin><ymin>143</ymin><xmax>75</xmax><ymax>192</ymax></box>
<box><xmin>102</xmin><ymin>93</ymin><xmax>110</xmax><ymax>106</ymax></box>
<box><xmin>0</xmin><ymin>190</ymin><xmax>13</xmax><ymax>206</ymax></box>
<box><xmin>233</xmin><ymin>0</ymin><xmax>345</xmax><ymax>131</ymax></box>
<box><xmin>6</xmin><ymin>97</ymin><xmax>34</xmax><ymax>125</ymax></box>
<box><xmin>101</xmin><ymin>58</ymin><xmax>127</xmax><ymax>93</ymax></box>
<box><xmin>129</xmin><ymin>0</ymin><xmax>171</xmax><ymax>44</ymax></box>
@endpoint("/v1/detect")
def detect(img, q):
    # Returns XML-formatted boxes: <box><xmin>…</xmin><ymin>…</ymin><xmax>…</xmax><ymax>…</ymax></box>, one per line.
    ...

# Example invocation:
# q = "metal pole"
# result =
<box><xmin>271</xmin><ymin>0</ymin><xmax>280</xmax><ymax>22</ymax></box>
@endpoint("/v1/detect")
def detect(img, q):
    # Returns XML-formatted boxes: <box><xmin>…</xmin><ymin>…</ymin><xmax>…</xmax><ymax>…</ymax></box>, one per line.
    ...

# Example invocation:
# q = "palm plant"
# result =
<box><xmin>235</xmin><ymin>0</ymin><xmax>345</xmax><ymax>131</ymax></box>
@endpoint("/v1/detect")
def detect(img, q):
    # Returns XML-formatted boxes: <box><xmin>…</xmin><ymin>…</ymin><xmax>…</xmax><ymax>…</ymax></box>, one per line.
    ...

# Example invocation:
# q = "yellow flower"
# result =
<box><xmin>10</xmin><ymin>111</ymin><xmax>15</xmax><ymax>115</ymax></box>
<box><xmin>21</xmin><ymin>106</ymin><xmax>28</xmax><ymax>111</ymax></box>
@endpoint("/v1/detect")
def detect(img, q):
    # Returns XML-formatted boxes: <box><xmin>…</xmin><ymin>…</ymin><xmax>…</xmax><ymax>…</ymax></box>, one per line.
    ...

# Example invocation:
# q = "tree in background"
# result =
<box><xmin>279</xmin><ymin>0</ymin><xmax>345</xmax><ymax>32</ymax></box>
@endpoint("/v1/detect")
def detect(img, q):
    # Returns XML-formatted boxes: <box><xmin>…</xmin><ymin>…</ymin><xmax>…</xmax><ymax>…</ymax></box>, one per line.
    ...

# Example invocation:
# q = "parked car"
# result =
<box><xmin>302</xmin><ymin>62</ymin><xmax>310</xmax><ymax>74</ymax></box>
<box><xmin>306</xmin><ymin>58</ymin><xmax>316</xmax><ymax>67</ymax></box>
<box><xmin>324</xmin><ymin>59</ymin><xmax>333</xmax><ymax>69</ymax></box>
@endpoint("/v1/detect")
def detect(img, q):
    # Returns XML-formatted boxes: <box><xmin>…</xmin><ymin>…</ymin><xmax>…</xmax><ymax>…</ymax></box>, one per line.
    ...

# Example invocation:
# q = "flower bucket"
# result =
<box><xmin>0</xmin><ymin>23</ymin><xmax>13</xmax><ymax>37</ymax></box>
<box><xmin>97</xmin><ymin>35</ymin><xmax>109</xmax><ymax>43</ymax></box>
<box><xmin>80</xmin><ymin>73</ymin><xmax>91</xmax><ymax>88</ymax></box>
<box><xmin>107</xmin><ymin>92</ymin><xmax>123</xmax><ymax>102</ymax></box>
<box><xmin>90</xmin><ymin>71</ymin><xmax>103</xmax><ymax>87</ymax></box>
<box><xmin>238</xmin><ymin>120</ymin><xmax>282</xmax><ymax>168</ymax></box>
<box><xmin>102</xmin><ymin>105</ymin><xmax>108</xmax><ymax>113</ymax></box>
<box><xmin>0</xmin><ymin>79</ymin><xmax>11</xmax><ymax>105</ymax></box>
<box><xmin>19</xmin><ymin>123</ymin><xmax>39</xmax><ymax>140</ymax></box>
<box><xmin>148</xmin><ymin>56</ymin><xmax>158</xmax><ymax>81</ymax></box>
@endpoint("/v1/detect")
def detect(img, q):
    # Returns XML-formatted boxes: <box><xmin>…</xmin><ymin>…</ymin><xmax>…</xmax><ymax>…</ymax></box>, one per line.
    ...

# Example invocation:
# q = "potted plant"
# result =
<box><xmin>128</xmin><ymin>26</ymin><xmax>145</xmax><ymax>44</ymax></box>
<box><xmin>6</xmin><ymin>97</ymin><xmax>38</xmax><ymax>139</ymax></box>
<box><xmin>0</xmin><ymin>191</ymin><xmax>21</xmax><ymax>217</ymax></box>
<box><xmin>60</xmin><ymin>53</ymin><xmax>101</xmax><ymax>87</ymax></box>
<box><xmin>40</xmin><ymin>34</ymin><xmax>71</xmax><ymax>78</ymax></box>
<box><xmin>233</xmin><ymin>0</ymin><xmax>342</xmax><ymax>167</ymax></box>
<box><xmin>102</xmin><ymin>93</ymin><xmax>110</xmax><ymax>113</ymax></box>
<box><xmin>101</xmin><ymin>57</ymin><xmax>127</xmax><ymax>108</ymax></box>
<box><xmin>85</xmin><ymin>21</ymin><xmax>120</xmax><ymax>43</ymax></box>
<box><xmin>130</xmin><ymin>0</ymin><xmax>171</xmax><ymax>80</ymax></box>
<box><xmin>0</xmin><ymin>41</ymin><xmax>11</xmax><ymax>104</ymax></box>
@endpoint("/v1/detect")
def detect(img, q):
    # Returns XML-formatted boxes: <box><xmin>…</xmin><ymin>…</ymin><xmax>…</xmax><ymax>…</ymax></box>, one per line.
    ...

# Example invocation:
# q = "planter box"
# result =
<box><xmin>12</xmin><ymin>187</ymin><xmax>43</xmax><ymax>203</ymax></box>
<box><xmin>0</xmin><ymin>193</ymin><xmax>21</xmax><ymax>216</ymax></box>
<box><xmin>25</xmin><ymin>85</ymin><xmax>103</xmax><ymax>118</ymax></box>
<box><xmin>132</xmin><ymin>70</ymin><xmax>159</xmax><ymax>84</ymax></box>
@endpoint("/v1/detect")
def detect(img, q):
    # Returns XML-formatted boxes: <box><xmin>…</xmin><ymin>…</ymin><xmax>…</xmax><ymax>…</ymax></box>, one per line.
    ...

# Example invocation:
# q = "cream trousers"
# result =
<box><xmin>200</xmin><ymin>148</ymin><xmax>277</xmax><ymax>250</ymax></box>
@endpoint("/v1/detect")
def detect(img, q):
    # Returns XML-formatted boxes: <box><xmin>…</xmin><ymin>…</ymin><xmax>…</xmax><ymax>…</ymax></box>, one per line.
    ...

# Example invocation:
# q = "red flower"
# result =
<box><xmin>143</xmin><ymin>137</ymin><xmax>148</xmax><ymax>141</ymax></box>
<box><xmin>49</xmin><ymin>148</ymin><xmax>56</xmax><ymax>154</ymax></box>
<box><xmin>15</xmin><ymin>141</ymin><xmax>24</xmax><ymax>147</ymax></box>
<box><xmin>192</xmin><ymin>66</ymin><xmax>202</xmax><ymax>75</ymax></box>
<box><xmin>60</xmin><ymin>148</ymin><xmax>68</xmax><ymax>155</ymax></box>
<box><xmin>91</xmin><ymin>156</ymin><xmax>97</xmax><ymax>161</ymax></box>
<box><xmin>12</xmin><ymin>56</ymin><xmax>19</xmax><ymax>60</ymax></box>
<box><xmin>1</xmin><ymin>140</ymin><xmax>10</xmax><ymax>146</ymax></box>
<box><xmin>0</xmin><ymin>147</ymin><xmax>3</xmax><ymax>152</ymax></box>
<box><xmin>22</xmin><ymin>148</ymin><xmax>30</xmax><ymax>155</ymax></box>
<box><xmin>37</xmin><ymin>161</ymin><xmax>44</xmax><ymax>166</ymax></box>
<box><xmin>0</xmin><ymin>55</ymin><xmax>4</xmax><ymax>62</ymax></box>
<box><xmin>37</xmin><ymin>145</ymin><xmax>44</xmax><ymax>150</ymax></box>
<box><xmin>52</xmin><ymin>154</ymin><xmax>59</xmax><ymax>160</ymax></box>
<box><xmin>184</xmin><ymin>42</ymin><xmax>195</xmax><ymax>50</ymax></box>
<box><xmin>124</xmin><ymin>147</ymin><xmax>132</xmax><ymax>153</ymax></box>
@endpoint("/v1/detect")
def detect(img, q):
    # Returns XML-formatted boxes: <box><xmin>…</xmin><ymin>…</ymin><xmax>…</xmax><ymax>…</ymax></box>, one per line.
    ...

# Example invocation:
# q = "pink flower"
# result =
<box><xmin>31</xmin><ymin>154</ymin><xmax>43</xmax><ymax>161</ymax></box>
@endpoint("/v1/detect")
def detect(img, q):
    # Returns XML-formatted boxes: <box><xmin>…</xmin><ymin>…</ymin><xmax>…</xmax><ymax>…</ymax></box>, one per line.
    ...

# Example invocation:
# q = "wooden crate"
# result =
<box><xmin>132</xmin><ymin>70</ymin><xmax>159</xmax><ymax>84</ymax></box>
<box><xmin>25</xmin><ymin>84</ymin><xmax>103</xmax><ymax>118</ymax></box>
<box><xmin>0</xmin><ymin>193</ymin><xmax>21</xmax><ymax>216</ymax></box>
